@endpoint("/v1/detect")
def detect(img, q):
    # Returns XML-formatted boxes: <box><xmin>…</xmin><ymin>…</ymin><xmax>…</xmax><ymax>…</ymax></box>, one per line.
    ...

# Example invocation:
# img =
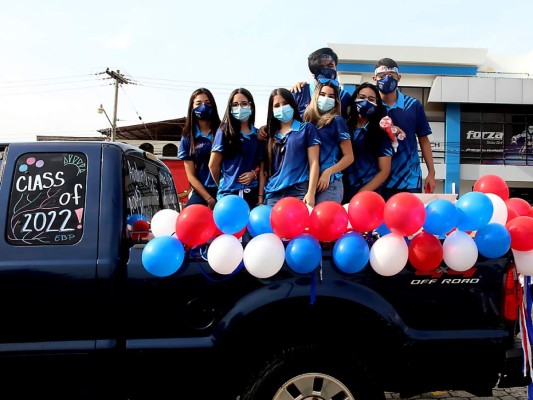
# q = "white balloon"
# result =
<box><xmin>243</xmin><ymin>233</ymin><xmax>285</xmax><ymax>278</ymax></box>
<box><xmin>369</xmin><ymin>233</ymin><xmax>408</xmax><ymax>276</ymax></box>
<box><xmin>343</xmin><ymin>203</ymin><xmax>353</xmax><ymax>230</ymax></box>
<box><xmin>486</xmin><ymin>193</ymin><xmax>508</xmax><ymax>226</ymax></box>
<box><xmin>207</xmin><ymin>234</ymin><xmax>243</xmax><ymax>275</ymax></box>
<box><xmin>443</xmin><ymin>230</ymin><xmax>478</xmax><ymax>271</ymax></box>
<box><xmin>512</xmin><ymin>249</ymin><xmax>533</xmax><ymax>276</ymax></box>
<box><xmin>150</xmin><ymin>209</ymin><xmax>179</xmax><ymax>237</ymax></box>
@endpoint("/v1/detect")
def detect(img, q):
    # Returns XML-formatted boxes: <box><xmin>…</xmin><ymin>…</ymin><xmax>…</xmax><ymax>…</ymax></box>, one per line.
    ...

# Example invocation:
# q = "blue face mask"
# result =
<box><xmin>317</xmin><ymin>96</ymin><xmax>335</xmax><ymax>113</ymax></box>
<box><xmin>314</xmin><ymin>67</ymin><xmax>337</xmax><ymax>81</ymax></box>
<box><xmin>231</xmin><ymin>106</ymin><xmax>252</xmax><ymax>122</ymax></box>
<box><xmin>273</xmin><ymin>104</ymin><xmax>294</xmax><ymax>123</ymax></box>
<box><xmin>356</xmin><ymin>99</ymin><xmax>377</xmax><ymax>117</ymax></box>
<box><xmin>376</xmin><ymin>75</ymin><xmax>398</xmax><ymax>95</ymax></box>
<box><xmin>193</xmin><ymin>103</ymin><xmax>212</xmax><ymax>120</ymax></box>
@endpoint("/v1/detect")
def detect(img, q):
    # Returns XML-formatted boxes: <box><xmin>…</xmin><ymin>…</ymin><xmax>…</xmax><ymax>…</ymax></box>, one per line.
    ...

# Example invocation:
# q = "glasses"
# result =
<box><xmin>318</xmin><ymin>78</ymin><xmax>339</xmax><ymax>87</ymax></box>
<box><xmin>231</xmin><ymin>101</ymin><xmax>251</xmax><ymax>108</ymax></box>
<box><xmin>356</xmin><ymin>94</ymin><xmax>377</xmax><ymax>103</ymax></box>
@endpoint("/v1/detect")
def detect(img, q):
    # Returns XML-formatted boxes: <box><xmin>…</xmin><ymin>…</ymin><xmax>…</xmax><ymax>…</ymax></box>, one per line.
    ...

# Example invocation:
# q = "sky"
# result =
<box><xmin>1</xmin><ymin>0</ymin><xmax>533</xmax><ymax>143</ymax></box>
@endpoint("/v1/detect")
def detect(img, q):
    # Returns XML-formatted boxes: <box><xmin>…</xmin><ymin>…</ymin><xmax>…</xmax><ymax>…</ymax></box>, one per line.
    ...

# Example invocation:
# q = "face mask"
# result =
<box><xmin>376</xmin><ymin>75</ymin><xmax>398</xmax><ymax>95</ymax></box>
<box><xmin>273</xmin><ymin>104</ymin><xmax>294</xmax><ymax>123</ymax></box>
<box><xmin>193</xmin><ymin>103</ymin><xmax>212</xmax><ymax>120</ymax></box>
<box><xmin>314</xmin><ymin>67</ymin><xmax>337</xmax><ymax>81</ymax></box>
<box><xmin>356</xmin><ymin>99</ymin><xmax>377</xmax><ymax>117</ymax></box>
<box><xmin>317</xmin><ymin>96</ymin><xmax>335</xmax><ymax>113</ymax></box>
<box><xmin>231</xmin><ymin>106</ymin><xmax>252</xmax><ymax>122</ymax></box>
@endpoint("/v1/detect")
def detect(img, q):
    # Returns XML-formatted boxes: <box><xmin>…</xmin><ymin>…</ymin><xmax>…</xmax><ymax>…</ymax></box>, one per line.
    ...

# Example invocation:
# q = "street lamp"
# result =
<box><xmin>97</xmin><ymin>104</ymin><xmax>114</xmax><ymax>141</ymax></box>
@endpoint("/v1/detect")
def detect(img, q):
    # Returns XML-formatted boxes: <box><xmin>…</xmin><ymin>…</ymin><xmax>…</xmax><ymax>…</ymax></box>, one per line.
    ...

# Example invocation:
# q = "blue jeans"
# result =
<box><xmin>265</xmin><ymin>181</ymin><xmax>309</xmax><ymax>206</ymax></box>
<box><xmin>315</xmin><ymin>177</ymin><xmax>344</xmax><ymax>204</ymax></box>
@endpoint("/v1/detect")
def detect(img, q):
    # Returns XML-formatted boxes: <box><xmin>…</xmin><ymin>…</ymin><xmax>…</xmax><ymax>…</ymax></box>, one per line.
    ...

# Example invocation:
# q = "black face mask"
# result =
<box><xmin>314</xmin><ymin>67</ymin><xmax>337</xmax><ymax>81</ymax></box>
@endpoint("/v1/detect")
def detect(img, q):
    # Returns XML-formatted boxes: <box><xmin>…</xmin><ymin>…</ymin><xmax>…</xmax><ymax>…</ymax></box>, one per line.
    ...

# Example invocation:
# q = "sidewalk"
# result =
<box><xmin>385</xmin><ymin>387</ymin><xmax>528</xmax><ymax>399</ymax></box>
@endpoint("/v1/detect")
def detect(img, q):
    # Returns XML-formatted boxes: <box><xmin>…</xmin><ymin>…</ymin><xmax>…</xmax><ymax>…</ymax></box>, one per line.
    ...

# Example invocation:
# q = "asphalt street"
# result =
<box><xmin>385</xmin><ymin>386</ymin><xmax>528</xmax><ymax>399</ymax></box>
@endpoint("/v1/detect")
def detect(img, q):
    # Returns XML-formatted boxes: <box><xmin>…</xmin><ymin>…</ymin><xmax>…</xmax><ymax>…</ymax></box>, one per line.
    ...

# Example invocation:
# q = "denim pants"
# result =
<box><xmin>265</xmin><ymin>181</ymin><xmax>309</xmax><ymax>206</ymax></box>
<box><xmin>315</xmin><ymin>177</ymin><xmax>344</xmax><ymax>204</ymax></box>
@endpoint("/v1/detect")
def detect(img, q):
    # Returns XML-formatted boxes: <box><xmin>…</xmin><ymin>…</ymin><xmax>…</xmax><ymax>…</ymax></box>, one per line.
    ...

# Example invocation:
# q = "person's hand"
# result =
<box><xmin>258</xmin><ymin>125</ymin><xmax>268</xmax><ymax>141</ymax></box>
<box><xmin>316</xmin><ymin>173</ymin><xmax>331</xmax><ymax>193</ymax></box>
<box><xmin>206</xmin><ymin>197</ymin><xmax>216</xmax><ymax>210</ymax></box>
<box><xmin>291</xmin><ymin>81</ymin><xmax>307</xmax><ymax>93</ymax></box>
<box><xmin>303</xmin><ymin>192</ymin><xmax>315</xmax><ymax>208</ymax></box>
<box><xmin>424</xmin><ymin>174</ymin><xmax>437</xmax><ymax>194</ymax></box>
<box><xmin>237</xmin><ymin>171</ymin><xmax>255</xmax><ymax>186</ymax></box>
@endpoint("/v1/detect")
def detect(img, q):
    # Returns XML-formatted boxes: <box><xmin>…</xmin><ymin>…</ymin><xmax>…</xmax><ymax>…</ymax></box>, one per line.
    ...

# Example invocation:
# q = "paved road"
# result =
<box><xmin>386</xmin><ymin>386</ymin><xmax>528</xmax><ymax>399</ymax></box>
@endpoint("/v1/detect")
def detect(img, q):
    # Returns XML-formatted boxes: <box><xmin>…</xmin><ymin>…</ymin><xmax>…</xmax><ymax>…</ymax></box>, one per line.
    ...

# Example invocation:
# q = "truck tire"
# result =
<box><xmin>238</xmin><ymin>345</ymin><xmax>385</xmax><ymax>400</ymax></box>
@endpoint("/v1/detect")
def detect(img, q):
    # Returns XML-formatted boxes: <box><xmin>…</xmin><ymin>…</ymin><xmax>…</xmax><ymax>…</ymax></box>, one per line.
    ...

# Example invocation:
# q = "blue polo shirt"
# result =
<box><xmin>317</xmin><ymin>115</ymin><xmax>351</xmax><ymax>182</ymax></box>
<box><xmin>292</xmin><ymin>81</ymin><xmax>352</xmax><ymax>118</ymax></box>
<box><xmin>383</xmin><ymin>90</ymin><xmax>432</xmax><ymax>190</ymax></box>
<box><xmin>211</xmin><ymin>126</ymin><xmax>263</xmax><ymax>199</ymax></box>
<box><xmin>345</xmin><ymin>123</ymin><xmax>394</xmax><ymax>193</ymax></box>
<box><xmin>178</xmin><ymin>125</ymin><xmax>217</xmax><ymax>188</ymax></box>
<box><xmin>265</xmin><ymin>120</ymin><xmax>320</xmax><ymax>198</ymax></box>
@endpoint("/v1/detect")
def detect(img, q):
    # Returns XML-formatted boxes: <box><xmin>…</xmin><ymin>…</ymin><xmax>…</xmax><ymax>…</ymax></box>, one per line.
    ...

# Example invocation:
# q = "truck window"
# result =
<box><xmin>0</xmin><ymin>145</ymin><xmax>7</xmax><ymax>186</ymax></box>
<box><xmin>124</xmin><ymin>155</ymin><xmax>179</xmax><ymax>225</ymax></box>
<box><xmin>6</xmin><ymin>152</ymin><xmax>87</xmax><ymax>246</ymax></box>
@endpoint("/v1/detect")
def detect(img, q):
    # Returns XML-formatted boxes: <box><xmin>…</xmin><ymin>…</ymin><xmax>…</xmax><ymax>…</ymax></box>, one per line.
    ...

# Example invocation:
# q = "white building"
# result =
<box><xmin>331</xmin><ymin>43</ymin><xmax>533</xmax><ymax>201</ymax></box>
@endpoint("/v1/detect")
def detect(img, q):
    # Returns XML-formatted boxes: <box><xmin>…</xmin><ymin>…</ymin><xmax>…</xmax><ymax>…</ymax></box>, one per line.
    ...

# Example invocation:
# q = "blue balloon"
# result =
<box><xmin>456</xmin><ymin>192</ymin><xmax>493</xmax><ymax>231</ymax></box>
<box><xmin>127</xmin><ymin>213</ymin><xmax>148</xmax><ymax>227</ymax></box>
<box><xmin>247</xmin><ymin>205</ymin><xmax>274</xmax><ymax>237</ymax></box>
<box><xmin>375</xmin><ymin>221</ymin><xmax>391</xmax><ymax>237</ymax></box>
<box><xmin>213</xmin><ymin>195</ymin><xmax>250</xmax><ymax>234</ymax></box>
<box><xmin>333</xmin><ymin>231</ymin><xmax>369</xmax><ymax>274</ymax></box>
<box><xmin>474</xmin><ymin>222</ymin><xmax>511</xmax><ymax>259</ymax></box>
<box><xmin>285</xmin><ymin>234</ymin><xmax>322</xmax><ymax>274</ymax></box>
<box><xmin>142</xmin><ymin>236</ymin><xmax>185</xmax><ymax>277</ymax></box>
<box><xmin>423</xmin><ymin>199</ymin><xmax>458</xmax><ymax>235</ymax></box>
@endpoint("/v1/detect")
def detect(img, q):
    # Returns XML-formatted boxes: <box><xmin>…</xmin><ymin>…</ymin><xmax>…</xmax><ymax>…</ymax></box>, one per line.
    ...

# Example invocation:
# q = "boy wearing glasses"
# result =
<box><xmin>373</xmin><ymin>58</ymin><xmax>436</xmax><ymax>200</ymax></box>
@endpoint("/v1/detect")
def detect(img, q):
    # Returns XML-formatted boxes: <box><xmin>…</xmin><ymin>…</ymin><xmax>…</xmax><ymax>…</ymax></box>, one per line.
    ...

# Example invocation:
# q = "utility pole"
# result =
<box><xmin>105</xmin><ymin>68</ymin><xmax>130</xmax><ymax>142</ymax></box>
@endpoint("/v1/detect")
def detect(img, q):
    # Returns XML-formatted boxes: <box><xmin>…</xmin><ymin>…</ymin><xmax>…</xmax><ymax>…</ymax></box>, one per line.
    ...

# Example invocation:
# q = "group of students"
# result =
<box><xmin>177</xmin><ymin>47</ymin><xmax>436</xmax><ymax>212</ymax></box>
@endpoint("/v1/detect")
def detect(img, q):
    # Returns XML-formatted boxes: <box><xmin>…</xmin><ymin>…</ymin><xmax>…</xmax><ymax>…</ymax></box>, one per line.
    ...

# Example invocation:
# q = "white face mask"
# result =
<box><xmin>317</xmin><ymin>96</ymin><xmax>335</xmax><ymax>113</ymax></box>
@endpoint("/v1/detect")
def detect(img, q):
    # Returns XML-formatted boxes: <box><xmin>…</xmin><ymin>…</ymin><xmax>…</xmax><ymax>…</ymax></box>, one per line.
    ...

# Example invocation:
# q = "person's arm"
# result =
<box><xmin>304</xmin><ymin>145</ymin><xmax>320</xmax><ymax>207</ymax></box>
<box><xmin>258</xmin><ymin>161</ymin><xmax>266</xmax><ymax>205</ymax></box>
<box><xmin>419</xmin><ymin>135</ymin><xmax>436</xmax><ymax>193</ymax></box>
<box><xmin>184</xmin><ymin>160</ymin><xmax>216</xmax><ymax>208</ymax></box>
<box><xmin>357</xmin><ymin>156</ymin><xmax>391</xmax><ymax>192</ymax></box>
<box><xmin>208</xmin><ymin>151</ymin><xmax>223</xmax><ymax>186</ymax></box>
<box><xmin>317</xmin><ymin>140</ymin><xmax>354</xmax><ymax>192</ymax></box>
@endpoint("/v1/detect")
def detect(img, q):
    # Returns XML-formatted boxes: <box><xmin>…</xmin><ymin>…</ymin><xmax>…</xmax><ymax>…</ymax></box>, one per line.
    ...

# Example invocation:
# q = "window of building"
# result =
<box><xmin>162</xmin><ymin>143</ymin><xmax>178</xmax><ymax>157</ymax></box>
<box><xmin>460</xmin><ymin>104</ymin><xmax>533</xmax><ymax>165</ymax></box>
<box><xmin>139</xmin><ymin>143</ymin><xmax>154</xmax><ymax>154</ymax></box>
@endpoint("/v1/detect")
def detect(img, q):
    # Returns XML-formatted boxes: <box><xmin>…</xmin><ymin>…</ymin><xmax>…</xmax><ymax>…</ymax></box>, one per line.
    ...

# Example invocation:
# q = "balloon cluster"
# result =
<box><xmin>139</xmin><ymin>175</ymin><xmax>533</xmax><ymax>279</ymax></box>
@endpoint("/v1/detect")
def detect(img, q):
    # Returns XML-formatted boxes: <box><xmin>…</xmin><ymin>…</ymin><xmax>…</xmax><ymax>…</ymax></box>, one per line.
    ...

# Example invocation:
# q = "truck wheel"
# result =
<box><xmin>238</xmin><ymin>345</ymin><xmax>384</xmax><ymax>400</ymax></box>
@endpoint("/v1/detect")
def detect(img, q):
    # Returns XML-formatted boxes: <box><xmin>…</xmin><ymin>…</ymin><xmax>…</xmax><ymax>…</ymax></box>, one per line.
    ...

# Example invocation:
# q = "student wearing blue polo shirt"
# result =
<box><xmin>178</xmin><ymin>88</ymin><xmax>221</xmax><ymax>209</ymax></box>
<box><xmin>343</xmin><ymin>82</ymin><xmax>393</xmax><ymax>203</ymax></box>
<box><xmin>303</xmin><ymin>80</ymin><xmax>354</xmax><ymax>204</ymax></box>
<box><xmin>372</xmin><ymin>58</ymin><xmax>436</xmax><ymax>200</ymax></box>
<box><xmin>291</xmin><ymin>47</ymin><xmax>352</xmax><ymax>118</ymax></box>
<box><xmin>209</xmin><ymin>88</ymin><xmax>262</xmax><ymax>210</ymax></box>
<box><xmin>259</xmin><ymin>88</ymin><xmax>320</xmax><ymax>207</ymax></box>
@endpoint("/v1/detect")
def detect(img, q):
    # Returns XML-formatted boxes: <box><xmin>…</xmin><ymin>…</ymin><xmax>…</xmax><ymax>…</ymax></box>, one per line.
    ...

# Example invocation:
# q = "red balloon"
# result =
<box><xmin>506</xmin><ymin>197</ymin><xmax>533</xmax><ymax>217</ymax></box>
<box><xmin>308</xmin><ymin>201</ymin><xmax>348</xmax><ymax>242</ymax></box>
<box><xmin>408</xmin><ymin>231</ymin><xmax>443</xmax><ymax>272</ymax></box>
<box><xmin>270</xmin><ymin>197</ymin><xmax>309</xmax><ymax>239</ymax></box>
<box><xmin>131</xmin><ymin>220</ymin><xmax>150</xmax><ymax>241</ymax></box>
<box><xmin>473</xmin><ymin>174</ymin><xmax>509</xmax><ymax>201</ymax></box>
<box><xmin>506</xmin><ymin>206</ymin><xmax>520</xmax><ymax>223</ymax></box>
<box><xmin>175</xmin><ymin>204</ymin><xmax>217</xmax><ymax>248</ymax></box>
<box><xmin>347</xmin><ymin>191</ymin><xmax>385</xmax><ymax>233</ymax></box>
<box><xmin>506</xmin><ymin>216</ymin><xmax>533</xmax><ymax>251</ymax></box>
<box><xmin>384</xmin><ymin>192</ymin><xmax>426</xmax><ymax>236</ymax></box>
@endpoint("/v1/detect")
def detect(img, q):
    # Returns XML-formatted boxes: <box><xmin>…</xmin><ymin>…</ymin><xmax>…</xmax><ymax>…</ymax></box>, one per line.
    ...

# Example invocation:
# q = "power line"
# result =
<box><xmin>105</xmin><ymin>68</ymin><xmax>131</xmax><ymax>142</ymax></box>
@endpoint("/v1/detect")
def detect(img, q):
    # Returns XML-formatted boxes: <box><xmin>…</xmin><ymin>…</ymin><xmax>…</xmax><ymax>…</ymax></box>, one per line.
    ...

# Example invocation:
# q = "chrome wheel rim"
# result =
<box><xmin>273</xmin><ymin>372</ymin><xmax>354</xmax><ymax>400</ymax></box>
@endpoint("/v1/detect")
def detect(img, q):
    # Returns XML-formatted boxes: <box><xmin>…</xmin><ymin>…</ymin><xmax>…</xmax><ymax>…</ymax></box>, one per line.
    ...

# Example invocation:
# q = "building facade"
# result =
<box><xmin>331</xmin><ymin>43</ymin><xmax>533</xmax><ymax>201</ymax></box>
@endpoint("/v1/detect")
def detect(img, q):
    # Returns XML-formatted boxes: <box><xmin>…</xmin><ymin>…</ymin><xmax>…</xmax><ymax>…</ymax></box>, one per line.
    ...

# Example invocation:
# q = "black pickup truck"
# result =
<box><xmin>0</xmin><ymin>141</ymin><xmax>528</xmax><ymax>399</ymax></box>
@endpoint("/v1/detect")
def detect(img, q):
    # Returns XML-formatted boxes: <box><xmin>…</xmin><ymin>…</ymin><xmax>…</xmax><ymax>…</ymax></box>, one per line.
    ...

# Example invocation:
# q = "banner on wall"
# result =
<box><xmin>460</xmin><ymin>122</ymin><xmax>533</xmax><ymax>165</ymax></box>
